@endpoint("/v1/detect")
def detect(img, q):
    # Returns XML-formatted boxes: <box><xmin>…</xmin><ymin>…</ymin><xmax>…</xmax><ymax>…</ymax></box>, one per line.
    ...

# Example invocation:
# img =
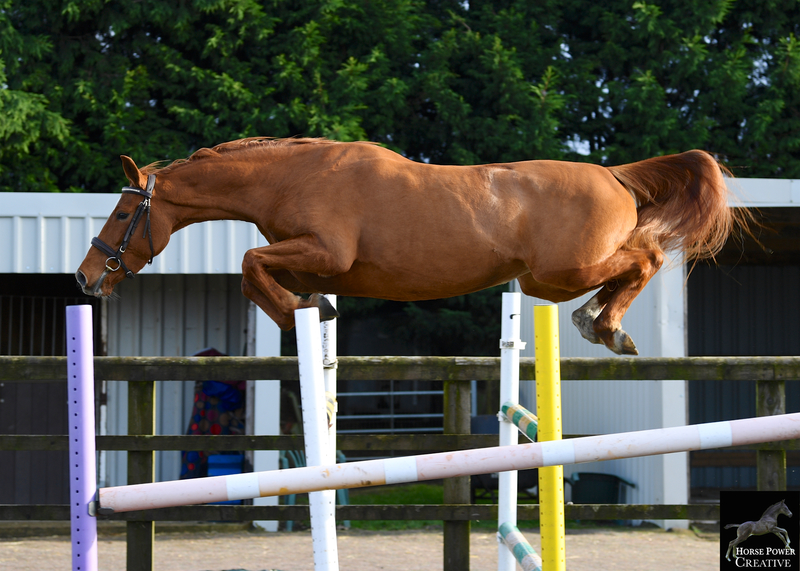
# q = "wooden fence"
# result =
<box><xmin>1</xmin><ymin>356</ymin><xmax>799</xmax><ymax>571</ymax></box>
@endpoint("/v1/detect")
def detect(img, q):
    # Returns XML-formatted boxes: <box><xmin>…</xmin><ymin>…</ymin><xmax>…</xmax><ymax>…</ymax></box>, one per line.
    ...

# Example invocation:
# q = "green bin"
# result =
<box><xmin>566</xmin><ymin>472</ymin><xmax>637</xmax><ymax>524</ymax></box>
<box><xmin>567</xmin><ymin>472</ymin><xmax>636</xmax><ymax>504</ymax></box>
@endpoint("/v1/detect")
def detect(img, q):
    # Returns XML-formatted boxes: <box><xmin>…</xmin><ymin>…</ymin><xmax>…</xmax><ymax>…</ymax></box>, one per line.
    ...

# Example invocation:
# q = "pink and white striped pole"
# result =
<box><xmin>66</xmin><ymin>305</ymin><xmax>98</xmax><ymax>571</ymax></box>
<box><xmin>98</xmin><ymin>412</ymin><xmax>800</xmax><ymax>513</ymax></box>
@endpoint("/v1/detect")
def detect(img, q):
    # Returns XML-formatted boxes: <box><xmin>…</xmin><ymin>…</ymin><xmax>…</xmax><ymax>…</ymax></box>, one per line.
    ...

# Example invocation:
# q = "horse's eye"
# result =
<box><xmin>117</xmin><ymin>212</ymin><xmax>130</xmax><ymax>221</ymax></box>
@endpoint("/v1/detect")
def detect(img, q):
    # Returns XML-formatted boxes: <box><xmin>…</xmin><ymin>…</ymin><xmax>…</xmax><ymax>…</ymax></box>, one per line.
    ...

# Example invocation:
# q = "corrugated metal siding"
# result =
<box><xmin>731</xmin><ymin>178</ymin><xmax>800</xmax><ymax>206</ymax></box>
<box><xmin>0</xmin><ymin>294</ymin><xmax>102</xmax><ymax>504</ymax></box>
<box><xmin>104</xmin><ymin>274</ymin><xmax>251</xmax><ymax>485</ymax></box>
<box><xmin>688</xmin><ymin>263</ymin><xmax>800</xmax><ymax>489</ymax></box>
<box><xmin>2</xmin><ymin>193</ymin><xmax>265</xmax><ymax>274</ymax></box>
<box><xmin>2</xmin><ymin>194</ymin><xmax>272</xmax><ymax>488</ymax></box>
<box><xmin>513</xmin><ymin>264</ymin><xmax>688</xmax><ymax>514</ymax></box>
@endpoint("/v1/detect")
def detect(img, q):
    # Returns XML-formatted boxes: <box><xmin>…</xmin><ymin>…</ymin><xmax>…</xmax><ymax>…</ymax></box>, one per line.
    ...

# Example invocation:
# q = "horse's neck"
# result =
<box><xmin>161</xmin><ymin>161</ymin><xmax>276</xmax><ymax>230</ymax></box>
<box><xmin>762</xmin><ymin>503</ymin><xmax>783</xmax><ymax>521</ymax></box>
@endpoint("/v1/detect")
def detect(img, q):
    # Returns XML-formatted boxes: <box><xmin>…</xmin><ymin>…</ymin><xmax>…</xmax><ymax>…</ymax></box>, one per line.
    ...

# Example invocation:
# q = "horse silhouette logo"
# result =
<box><xmin>725</xmin><ymin>499</ymin><xmax>793</xmax><ymax>562</ymax></box>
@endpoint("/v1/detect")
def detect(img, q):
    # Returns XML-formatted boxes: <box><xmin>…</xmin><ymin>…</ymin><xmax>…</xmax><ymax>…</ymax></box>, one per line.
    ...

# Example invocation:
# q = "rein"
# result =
<box><xmin>91</xmin><ymin>174</ymin><xmax>156</xmax><ymax>279</ymax></box>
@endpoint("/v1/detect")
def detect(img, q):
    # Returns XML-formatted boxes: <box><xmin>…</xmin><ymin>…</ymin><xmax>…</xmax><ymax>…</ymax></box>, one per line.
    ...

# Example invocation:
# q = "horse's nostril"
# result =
<box><xmin>75</xmin><ymin>270</ymin><xmax>87</xmax><ymax>288</ymax></box>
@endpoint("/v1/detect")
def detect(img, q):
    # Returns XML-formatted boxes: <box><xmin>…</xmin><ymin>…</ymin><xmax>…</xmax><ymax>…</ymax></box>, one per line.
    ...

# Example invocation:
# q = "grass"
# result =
<box><xmin>284</xmin><ymin>483</ymin><xmax>548</xmax><ymax>531</ymax></box>
<box><xmin>347</xmin><ymin>483</ymin><xmax>446</xmax><ymax>530</ymax></box>
<box><xmin>284</xmin><ymin>483</ymin><xmax>633</xmax><ymax>532</ymax></box>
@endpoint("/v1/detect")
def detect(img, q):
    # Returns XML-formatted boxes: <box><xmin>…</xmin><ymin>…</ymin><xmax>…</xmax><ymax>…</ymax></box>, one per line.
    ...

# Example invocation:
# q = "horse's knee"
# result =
<box><xmin>241</xmin><ymin>277</ymin><xmax>256</xmax><ymax>299</ymax></box>
<box><xmin>241</xmin><ymin>250</ymin><xmax>261</xmax><ymax>280</ymax></box>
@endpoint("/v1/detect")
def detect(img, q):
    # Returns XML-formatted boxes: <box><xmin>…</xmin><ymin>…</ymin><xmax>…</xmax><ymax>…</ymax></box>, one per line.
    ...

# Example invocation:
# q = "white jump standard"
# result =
<box><xmin>97</xmin><ymin>412</ymin><xmax>800</xmax><ymax>513</ymax></box>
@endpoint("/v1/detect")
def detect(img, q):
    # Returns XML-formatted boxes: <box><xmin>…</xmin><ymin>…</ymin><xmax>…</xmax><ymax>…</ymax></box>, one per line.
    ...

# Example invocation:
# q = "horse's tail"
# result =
<box><xmin>607</xmin><ymin>150</ymin><xmax>748</xmax><ymax>262</ymax></box>
<box><xmin>724</xmin><ymin>524</ymin><xmax>740</xmax><ymax>529</ymax></box>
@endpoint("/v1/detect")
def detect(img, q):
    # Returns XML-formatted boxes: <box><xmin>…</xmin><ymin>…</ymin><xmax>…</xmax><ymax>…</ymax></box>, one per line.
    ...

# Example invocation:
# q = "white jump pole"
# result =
<box><xmin>498</xmin><ymin>292</ymin><xmax>525</xmax><ymax>571</ymax></box>
<box><xmin>321</xmin><ymin>295</ymin><xmax>337</xmax><ymax>458</ymax></box>
<box><xmin>66</xmin><ymin>305</ymin><xmax>98</xmax><ymax>571</ymax></box>
<box><xmin>97</xmin><ymin>412</ymin><xmax>800</xmax><ymax>512</ymax></box>
<box><xmin>296</xmin><ymin>307</ymin><xmax>339</xmax><ymax>571</ymax></box>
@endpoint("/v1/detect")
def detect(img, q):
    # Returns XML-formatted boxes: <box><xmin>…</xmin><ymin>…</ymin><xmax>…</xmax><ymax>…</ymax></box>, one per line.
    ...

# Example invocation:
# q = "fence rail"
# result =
<box><xmin>1</xmin><ymin>355</ymin><xmax>797</xmax><ymax>570</ymax></box>
<box><xmin>0</xmin><ymin>503</ymin><xmax>720</xmax><ymax>522</ymax></box>
<box><xmin>3</xmin><ymin>355</ymin><xmax>800</xmax><ymax>382</ymax></box>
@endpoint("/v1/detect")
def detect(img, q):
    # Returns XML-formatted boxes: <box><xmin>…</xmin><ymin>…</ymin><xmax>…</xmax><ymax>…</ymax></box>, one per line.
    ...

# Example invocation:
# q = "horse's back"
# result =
<box><xmin>270</xmin><ymin>144</ymin><xmax>640</xmax><ymax>298</ymax></box>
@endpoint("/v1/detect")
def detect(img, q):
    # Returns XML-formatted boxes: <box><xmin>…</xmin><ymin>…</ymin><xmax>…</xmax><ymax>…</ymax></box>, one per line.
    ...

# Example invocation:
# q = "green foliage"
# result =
<box><xmin>3</xmin><ymin>0</ymin><xmax>800</xmax><ymax>189</ymax></box>
<box><xmin>394</xmin><ymin>285</ymin><xmax>506</xmax><ymax>356</ymax></box>
<box><xmin>5</xmin><ymin>0</ymin><xmax>800</xmax><ymax>349</ymax></box>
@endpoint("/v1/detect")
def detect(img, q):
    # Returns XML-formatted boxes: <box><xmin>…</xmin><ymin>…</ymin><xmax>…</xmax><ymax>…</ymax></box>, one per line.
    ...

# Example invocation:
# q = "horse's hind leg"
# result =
<box><xmin>726</xmin><ymin>538</ymin><xmax>741</xmax><ymax>561</ymax></box>
<box><xmin>531</xmin><ymin>248</ymin><xmax>664</xmax><ymax>355</ymax></box>
<box><xmin>725</xmin><ymin>526</ymin><xmax>752</xmax><ymax>561</ymax></box>
<box><xmin>571</xmin><ymin>292</ymin><xmax>610</xmax><ymax>346</ymax></box>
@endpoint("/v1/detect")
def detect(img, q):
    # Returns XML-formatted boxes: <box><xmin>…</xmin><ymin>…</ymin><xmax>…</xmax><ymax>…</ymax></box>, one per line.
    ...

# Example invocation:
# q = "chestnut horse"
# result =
<box><xmin>76</xmin><ymin>138</ymin><xmax>739</xmax><ymax>354</ymax></box>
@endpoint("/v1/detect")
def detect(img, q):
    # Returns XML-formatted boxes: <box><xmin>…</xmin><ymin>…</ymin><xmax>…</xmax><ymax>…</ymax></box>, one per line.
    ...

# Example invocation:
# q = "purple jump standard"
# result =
<box><xmin>98</xmin><ymin>412</ymin><xmax>800</xmax><ymax>513</ymax></box>
<box><xmin>67</xmin><ymin>305</ymin><xmax>98</xmax><ymax>571</ymax></box>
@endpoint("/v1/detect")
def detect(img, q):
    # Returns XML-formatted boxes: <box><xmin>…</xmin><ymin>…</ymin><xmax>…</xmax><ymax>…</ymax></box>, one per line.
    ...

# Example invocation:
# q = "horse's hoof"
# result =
<box><xmin>311</xmin><ymin>294</ymin><xmax>340</xmax><ymax>322</ymax></box>
<box><xmin>609</xmin><ymin>329</ymin><xmax>638</xmax><ymax>356</ymax></box>
<box><xmin>571</xmin><ymin>305</ymin><xmax>603</xmax><ymax>345</ymax></box>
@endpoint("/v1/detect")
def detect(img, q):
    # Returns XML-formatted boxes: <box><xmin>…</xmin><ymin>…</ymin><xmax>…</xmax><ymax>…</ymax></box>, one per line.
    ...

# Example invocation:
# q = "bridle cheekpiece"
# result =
<box><xmin>91</xmin><ymin>174</ymin><xmax>156</xmax><ymax>279</ymax></box>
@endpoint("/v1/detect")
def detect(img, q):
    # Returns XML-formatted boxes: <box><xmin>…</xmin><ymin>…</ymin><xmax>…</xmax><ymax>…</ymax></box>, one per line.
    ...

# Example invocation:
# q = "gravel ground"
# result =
<box><xmin>0</xmin><ymin>525</ymin><xmax>720</xmax><ymax>571</ymax></box>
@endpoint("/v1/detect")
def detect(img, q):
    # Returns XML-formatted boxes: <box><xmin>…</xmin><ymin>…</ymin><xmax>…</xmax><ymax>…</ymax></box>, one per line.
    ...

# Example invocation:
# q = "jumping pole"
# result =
<box><xmin>499</xmin><ymin>522</ymin><xmax>543</xmax><ymax>571</ymax></box>
<box><xmin>296</xmin><ymin>307</ymin><xmax>339</xmax><ymax>571</ymax></box>
<box><xmin>534</xmin><ymin>304</ymin><xmax>566</xmax><ymax>571</ymax></box>
<box><xmin>97</xmin><ymin>412</ymin><xmax>800</xmax><ymax>512</ymax></box>
<box><xmin>497</xmin><ymin>292</ymin><xmax>526</xmax><ymax>571</ymax></box>
<box><xmin>66</xmin><ymin>305</ymin><xmax>98</xmax><ymax>571</ymax></box>
<box><xmin>501</xmin><ymin>402</ymin><xmax>538</xmax><ymax>443</ymax></box>
<box><xmin>321</xmin><ymin>294</ymin><xmax>337</xmax><ymax>446</ymax></box>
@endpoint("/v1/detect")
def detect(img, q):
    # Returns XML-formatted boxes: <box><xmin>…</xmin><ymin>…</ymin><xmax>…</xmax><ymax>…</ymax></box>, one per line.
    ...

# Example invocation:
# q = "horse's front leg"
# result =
<box><xmin>242</xmin><ymin>277</ymin><xmax>337</xmax><ymax>330</ymax></box>
<box><xmin>774</xmin><ymin>527</ymin><xmax>791</xmax><ymax>548</ymax></box>
<box><xmin>241</xmin><ymin>236</ymin><xmax>352</xmax><ymax>329</ymax></box>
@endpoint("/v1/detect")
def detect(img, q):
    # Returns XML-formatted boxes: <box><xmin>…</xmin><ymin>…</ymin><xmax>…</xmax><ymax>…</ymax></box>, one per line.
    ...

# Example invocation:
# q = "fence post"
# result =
<box><xmin>756</xmin><ymin>379</ymin><xmax>786</xmax><ymax>491</ymax></box>
<box><xmin>127</xmin><ymin>380</ymin><xmax>156</xmax><ymax>571</ymax></box>
<box><xmin>443</xmin><ymin>378</ymin><xmax>471</xmax><ymax>570</ymax></box>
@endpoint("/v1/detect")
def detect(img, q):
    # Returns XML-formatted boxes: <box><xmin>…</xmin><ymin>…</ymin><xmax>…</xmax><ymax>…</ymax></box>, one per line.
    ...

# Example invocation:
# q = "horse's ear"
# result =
<box><xmin>120</xmin><ymin>155</ymin><xmax>148</xmax><ymax>189</ymax></box>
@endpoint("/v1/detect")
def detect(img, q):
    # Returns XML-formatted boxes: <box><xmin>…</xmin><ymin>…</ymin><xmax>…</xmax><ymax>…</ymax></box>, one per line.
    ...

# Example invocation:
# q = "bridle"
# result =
<box><xmin>91</xmin><ymin>174</ymin><xmax>156</xmax><ymax>279</ymax></box>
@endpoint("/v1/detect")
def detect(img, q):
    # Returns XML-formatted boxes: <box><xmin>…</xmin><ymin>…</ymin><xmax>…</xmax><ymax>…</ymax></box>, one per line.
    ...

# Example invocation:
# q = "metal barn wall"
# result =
<box><xmin>688</xmin><ymin>263</ymin><xmax>800</xmax><ymax>490</ymax></box>
<box><xmin>3</xmin><ymin>192</ymin><xmax>273</xmax><ymax>487</ymax></box>
<box><xmin>104</xmin><ymin>274</ymin><xmax>251</xmax><ymax>486</ymax></box>
<box><xmin>0</xmin><ymin>293</ymin><xmax>102</xmax><ymax>504</ymax></box>
<box><xmin>2</xmin><ymin>193</ymin><xmax>266</xmax><ymax>275</ymax></box>
<box><xmin>514</xmin><ymin>264</ymin><xmax>688</xmax><ymax>525</ymax></box>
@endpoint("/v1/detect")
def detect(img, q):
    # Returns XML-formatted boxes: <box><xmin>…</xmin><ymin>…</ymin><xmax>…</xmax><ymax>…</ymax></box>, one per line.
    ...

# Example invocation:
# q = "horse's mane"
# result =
<box><xmin>763</xmin><ymin>500</ymin><xmax>787</xmax><ymax>518</ymax></box>
<box><xmin>141</xmin><ymin>137</ymin><xmax>354</xmax><ymax>175</ymax></box>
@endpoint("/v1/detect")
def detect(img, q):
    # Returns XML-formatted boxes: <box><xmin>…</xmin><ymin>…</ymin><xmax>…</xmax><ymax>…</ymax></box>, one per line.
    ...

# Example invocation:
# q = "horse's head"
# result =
<box><xmin>779</xmin><ymin>499</ymin><xmax>793</xmax><ymax>519</ymax></box>
<box><xmin>75</xmin><ymin>156</ymin><xmax>171</xmax><ymax>297</ymax></box>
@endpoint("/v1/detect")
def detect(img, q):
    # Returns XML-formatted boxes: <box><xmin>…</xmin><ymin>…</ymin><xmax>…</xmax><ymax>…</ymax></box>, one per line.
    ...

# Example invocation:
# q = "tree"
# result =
<box><xmin>0</xmin><ymin>0</ymin><xmax>569</xmax><ymax>192</ymax></box>
<box><xmin>4</xmin><ymin>0</ymin><xmax>799</xmax><ymax>353</ymax></box>
<box><xmin>545</xmin><ymin>0</ymin><xmax>800</xmax><ymax>172</ymax></box>
<box><xmin>5</xmin><ymin>0</ymin><xmax>799</xmax><ymax>188</ymax></box>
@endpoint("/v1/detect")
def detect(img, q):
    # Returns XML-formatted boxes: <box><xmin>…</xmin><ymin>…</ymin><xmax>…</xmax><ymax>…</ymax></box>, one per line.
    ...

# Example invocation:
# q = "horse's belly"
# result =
<box><xmin>284</xmin><ymin>260</ymin><xmax>527</xmax><ymax>301</ymax></box>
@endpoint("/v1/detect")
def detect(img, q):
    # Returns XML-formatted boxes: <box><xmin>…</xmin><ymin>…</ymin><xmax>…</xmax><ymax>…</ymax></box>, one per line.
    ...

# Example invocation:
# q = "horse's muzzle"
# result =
<box><xmin>75</xmin><ymin>269</ymin><xmax>108</xmax><ymax>297</ymax></box>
